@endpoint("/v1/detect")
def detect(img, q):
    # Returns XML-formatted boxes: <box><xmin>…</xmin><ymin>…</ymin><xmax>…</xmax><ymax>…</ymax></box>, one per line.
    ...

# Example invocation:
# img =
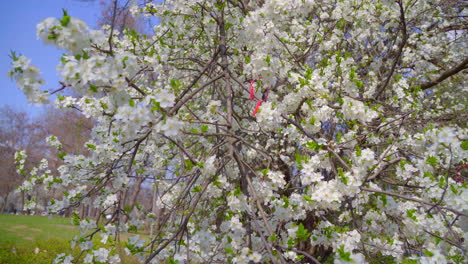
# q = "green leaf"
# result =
<box><xmin>58</xmin><ymin>152</ymin><xmax>67</xmax><ymax>160</ymax></box>
<box><xmin>184</xmin><ymin>159</ymin><xmax>195</xmax><ymax>171</ymax></box>
<box><xmin>337</xmin><ymin>246</ymin><xmax>351</xmax><ymax>261</ymax></box>
<box><xmin>48</xmin><ymin>34</ymin><xmax>58</xmax><ymax>40</ymax></box>
<box><xmin>233</xmin><ymin>187</ymin><xmax>242</xmax><ymax>197</ymax></box>
<box><xmin>60</xmin><ymin>9</ymin><xmax>71</xmax><ymax>27</ymax></box>
<box><xmin>306</xmin><ymin>141</ymin><xmax>321</xmax><ymax>151</ymax></box>
<box><xmin>192</xmin><ymin>185</ymin><xmax>202</xmax><ymax>193</ymax></box>
<box><xmin>9</xmin><ymin>50</ymin><xmax>18</xmax><ymax>61</ymax></box>
<box><xmin>449</xmin><ymin>182</ymin><xmax>458</xmax><ymax>193</ymax></box>
<box><xmin>424</xmin><ymin>249</ymin><xmax>434</xmax><ymax>257</ymax></box>
<box><xmin>86</xmin><ymin>144</ymin><xmax>96</xmax><ymax>150</ymax></box>
<box><xmin>128</xmin><ymin>225</ymin><xmax>137</xmax><ymax>233</ymax></box>
<box><xmin>349</xmin><ymin>67</ymin><xmax>355</xmax><ymax>80</ymax></box>
<box><xmin>268</xmin><ymin>234</ymin><xmax>277</xmax><ymax>242</ymax></box>
<box><xmin>89</xmin><ymin>84</ymin><xmax>98</xmax><ymax>93</ymax></box>
<box><xmin>72</xmin><ymin>212</ymin><xmax>80</xmax><ymax>225</ymax></box>
<box><xmin>170</xmin><ymin>78</ymin><xmax>180</xmax><ymax>88</ymax></box>
<box><xmin>128</xmin><ymin>99</ymin><xmax>135</xmax><ymax>107</ymax></box>
<box><xmin>401</xmin><ymin>259</ymin><xmax>418</xmax><ymax>264</ymax></box>
<box><xmin>201</xmin><ymin>125</ymin><xmax>208</xmax><ymax>133</ymax></box>
<box><xmin>355</xmin><ymin>145</ymin><xmax>362</xmax><ymax>157</ymax></box>
<box><xmin>426</xmin><ymin>156</ymin><xmax>437</xmax><ymax>166</ymax></box>
<box><xmin>150</xmin><ymin>99</ymin><xmax>160</xmax><ymax>112</ymax></box>
<box><xmin>340</xmin><ymin>175</ymin><xmax>349</xmax><ymax>185</ymax></box>
<box><xmin>461</xmin><ymin>140</ymin><xmax>468</xmax><ymax>150</ymax></box>
<box><xmin>225</xmin><ymin>247</ymin><xmax>233</xmax><ymax>254</ymax></box>
<box><xmin>406</xmin><ymin>209</ymin><xmax>417</xmax><ymax>221</ymax></box>
<box><xmin>100</xmin><ymin>101</ymin><xmax>108</xmax><ymax>110</ymax></box>
<box><xmin>355</xmin><ymin>80</ymin><xmax>363</xmax><ymax>89</ymax></box>
<box><xmin>305</xmin><ymin>67</ymin><xmax>313</xmax><ymax>80</ymax></box>
<box><xmin>296</xmin><ymin>223</ymin><xmax>310</xmax><ymax>241</ymax></box>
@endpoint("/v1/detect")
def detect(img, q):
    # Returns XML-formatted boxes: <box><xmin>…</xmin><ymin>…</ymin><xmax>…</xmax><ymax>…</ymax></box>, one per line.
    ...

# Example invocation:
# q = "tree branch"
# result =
<box><xmin>419</xmin><ymin>56</ymin><xmax>468</xmax><ymax>90</ymax></box>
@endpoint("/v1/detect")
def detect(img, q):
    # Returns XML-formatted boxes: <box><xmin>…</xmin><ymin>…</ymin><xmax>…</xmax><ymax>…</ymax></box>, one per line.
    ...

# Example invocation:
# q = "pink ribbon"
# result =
<box><xmin>455</xmin><ymin>164</ymin><xmax>467</xmax><ymax>183</ymax></box>
<box><xmin>249</xmin><ymin>79</ymin><xmax>256</xmax><ymax>100</ymax></box>
<box><xmin>249</xmin><ymin>76</ymin><xmax>263</xmax><ymax>101</ymax></box>
<box><xmin>248</xmin><ymin>76</ymin><xmax>269</xmax><ymax>116</ymax></box>
<box><xmin>252</xmin><ymin>100</ymin><xmax>263</xmax><ymax>115</ymax></box>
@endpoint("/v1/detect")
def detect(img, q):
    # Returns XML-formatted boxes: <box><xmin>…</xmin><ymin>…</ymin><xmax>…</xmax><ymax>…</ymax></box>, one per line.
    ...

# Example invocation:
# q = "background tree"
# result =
<box><xmin>0</xmin><ymin>106</ymin><xmax>46</xmax><ymax>212</ymax></box>
<box><xmin>0</xmin><ymin>105</ymin><xmax>93</xmax><ymax>214</ymax></box>
<box><xmin>97</xmin><ymin>0</ymin><xmax>146</xmax><ymax>33</ymax></box>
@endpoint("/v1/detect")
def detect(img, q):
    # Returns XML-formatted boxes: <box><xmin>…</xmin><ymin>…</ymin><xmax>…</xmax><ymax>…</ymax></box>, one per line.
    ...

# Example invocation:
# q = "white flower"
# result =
<box><xmin>334</xmin><ymin>252</ymin><xmax>367</xmax><ymax>264</ymax></box>
<box><xmin>203</xmin><ymin>155</ymin><xmax>216</xmax><ymax>176</ymax></box>
<box><xmin>8</xmin><ymin>55</ymin><xmax>49</xmax><ymax>105</ymax></box>
<box><xmin>128</xmin><ymin>235</ymin><xmax>145</xmax><ymax>248</ymax></box>
<box><xmin>342</xmin><ymin>97</ymin><xmax>377</xmax><ymax>123</ymax></box>
<box><xmin>79</xmin><ymin>219</ymin><xmax>97</xmax><ymax>235</ymax></box>
<box><xmin>284</xmin><ymin>251</ymin><xmax>298</xmax><ymax>260</ymax></box>
<box><xmin>46</xmin><ymin>135</ymin><xmax>62</xmax><ymax>149</ymax></box>
<box><xmin>156</xmin><ymin>90</ymin><xmax>176</xmax><ymax>108</ymax></box>
<box><xmin>159</xmin><ymin>117</ymin><xmax>183</xmax><ymax>137</ymax></box>
<box><xmin>93</xmin><ymin>248</ymin><xmax>109</xmax><ymax>263</ymax></box>
<box><xmin>103</xmin><ymin>194</ymin><xmax>117</xmax><ymax>207</ymax></box>
<box><xmin>83</xmin><ymin>254</ymin><xmax>93</xmax><ymax>264</ymax></box>
<box><xmin>267</xmin><ymin>171</ymin><xmax>286</xmax><ymax>188</ymax></box>
<box><xmin>109</xmin><ymin>255</ymin><xmax>121</xmax><ymax>264</ymax></box>
<box><xmin>302</xmin><ymin>160</ymin><xmax>324</xmax><ymax>185</ymax></box>
<box><xmin>250</xmin><ymin>251</ymin><xmax>262</xmax><ymax>263</ymax></box>
<box><xmin>53</xmin><ymin>253</ymin><xmax>74</xmax><ymax>264</ymax></box>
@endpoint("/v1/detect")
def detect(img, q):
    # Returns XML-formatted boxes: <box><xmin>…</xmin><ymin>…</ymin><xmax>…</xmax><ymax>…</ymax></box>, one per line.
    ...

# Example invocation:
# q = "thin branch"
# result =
<box><xmin>169</xmin><ymin>73</ymin><xmax>224</xmax><ymax>115</ymax></box>
<box><xmin>423</xmin><ymin>229</ymin><xmax>466</xmax><ymax>251</ymax></box>
<box><xmin>374</xmin><ymin>0</ymin><xmax>408</xmax><ymax>99</ymax></box>
<box><xmin>367</xmin><ymin>157</ymin><xmax>404</xmax><ymax>181</ymax></box>
<box><xmin>108</xmin><ymin>0</ymin><xmax>119</xmax><ymax>55</ymax></box>
<box><xmin>275</xmin><ymin>245</ymin><xmax>322</xmax><ymax>264</ymax></box>
<box><xmin>50</xmin><ymin>82</ymin><xmax>67</xmax><ymax>94</ymax></box>
<box><xmin>176</xmin><ymin>48</ymin><xmax>220</xmax><ymax>101</ymax></box>
<box><xmin>125</xmin><ymin>77</ymin><xmax>146</xmax><ymax>96</ymax></box>
<box><xmin>360</xmin><ymin>186</ymin><xmax>467</xmax><ymax>217</ymax></box>
<box><xmin>281</xmin><ymin>114</ymin><xmax>351</xmax><ymax>171</ymax></box>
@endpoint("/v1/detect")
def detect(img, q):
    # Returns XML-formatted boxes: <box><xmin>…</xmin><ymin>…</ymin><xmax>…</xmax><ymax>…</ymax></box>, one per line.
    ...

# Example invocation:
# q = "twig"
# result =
<box><xmin>360</xmin><ymin>186</ymin><xmax>467</xmax><ymax>217</ymax></box>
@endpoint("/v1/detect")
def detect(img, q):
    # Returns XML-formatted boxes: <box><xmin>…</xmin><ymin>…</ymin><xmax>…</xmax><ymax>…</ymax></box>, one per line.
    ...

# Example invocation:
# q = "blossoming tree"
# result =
<box><xmin>9</xmin><ymin>0</ymin><xmax>467</xmax><ymax>263</ymax></box>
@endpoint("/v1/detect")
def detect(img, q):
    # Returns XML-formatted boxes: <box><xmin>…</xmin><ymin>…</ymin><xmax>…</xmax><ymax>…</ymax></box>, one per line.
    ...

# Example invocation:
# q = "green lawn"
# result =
<box><xmin>0</xmin><ymin>214</ymin><xmax>78</xmax><ymax>244</ymax></box>
<box><xmin>0</xmin><ymin>214</ymin><xmax>141</xmax><ymax>264</ymax></box>
<box><xmin>0</xmin><ymin>214</ymin><xmax>79</xmax><ymax>264</ymax></box>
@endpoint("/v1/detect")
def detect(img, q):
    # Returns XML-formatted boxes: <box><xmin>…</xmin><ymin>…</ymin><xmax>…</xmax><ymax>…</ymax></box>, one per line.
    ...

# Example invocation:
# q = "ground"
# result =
<box><xmin>0</xmin><ymin>214</ymin><xmax>141</xmax><ymax>264</ymax></box>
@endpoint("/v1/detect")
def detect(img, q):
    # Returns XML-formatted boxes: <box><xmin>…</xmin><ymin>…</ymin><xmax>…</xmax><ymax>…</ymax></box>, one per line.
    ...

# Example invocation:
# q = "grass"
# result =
<box><xmin>0</xmin><ymin>214</ymin><xmax>143</xmax><ymax>264</ymax></box>
<box><xmin>0</xmin><ymin>214</ymin><xmax>78</xmax><ymax>244</ymax></box>
<box><xmin>0</xmin><ymin>214</ymin><xmax>79</xmax><ymax>264</ymax></box>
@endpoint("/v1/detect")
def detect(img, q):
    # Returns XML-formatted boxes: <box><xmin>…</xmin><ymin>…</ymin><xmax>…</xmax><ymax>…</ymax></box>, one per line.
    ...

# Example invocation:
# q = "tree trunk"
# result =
<box><xmin>1</xmin><ymin>192</ymin><xmax>10</xmax><ymax>213</ymax></box>
<box><xmin>126</xmin><ymin>176</ymin><xmax>145</xmax><ymax>214</ymax></box>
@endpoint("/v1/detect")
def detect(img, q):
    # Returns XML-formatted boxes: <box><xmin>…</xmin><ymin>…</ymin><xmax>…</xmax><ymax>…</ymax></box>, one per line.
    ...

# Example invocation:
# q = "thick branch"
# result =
<box><xmin>419</xmin><ymin>56</ymin><xmax>468</xmax><ymax>90</ymax></box>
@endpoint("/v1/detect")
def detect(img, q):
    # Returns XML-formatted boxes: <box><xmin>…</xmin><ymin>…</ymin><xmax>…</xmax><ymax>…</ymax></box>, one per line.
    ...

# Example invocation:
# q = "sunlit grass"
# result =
<box><xmin>0</xmin><ymin>214</ymin><xmax>78</xmax><ymax>244</ymax></box>
<box><xmin>0</xmin><ymin>214</ymin><xmax>142</xmax><ymax>263</ymax></box>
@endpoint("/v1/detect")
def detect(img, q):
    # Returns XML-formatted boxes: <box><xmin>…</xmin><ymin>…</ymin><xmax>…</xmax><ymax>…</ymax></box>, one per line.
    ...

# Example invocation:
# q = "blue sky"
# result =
<box><xmin>0</xmin><ymin>0</ymin><xmax>101</xmax><ymax>117</ymax></box>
